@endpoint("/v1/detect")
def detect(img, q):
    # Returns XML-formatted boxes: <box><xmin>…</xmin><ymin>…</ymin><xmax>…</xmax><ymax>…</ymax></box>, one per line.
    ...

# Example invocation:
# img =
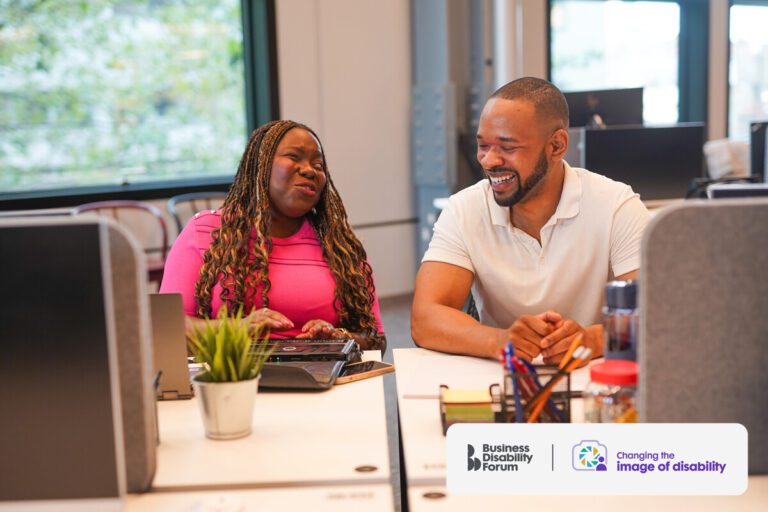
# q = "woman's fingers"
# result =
<box><xmin>301</xmin><ymin>319</ymin><xmax>339</xmax><ymax>338</ymax></box>
<box><xmin>253</xmin><ymin>307</ymin><xmax>293</xmax><ymax>330</ymax></box>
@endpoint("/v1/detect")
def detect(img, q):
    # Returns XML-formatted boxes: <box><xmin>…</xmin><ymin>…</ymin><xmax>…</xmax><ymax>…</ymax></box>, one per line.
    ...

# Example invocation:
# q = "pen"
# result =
<box><xmin>526</xmin><ymin>347</ymin><xmax>591</xmax><ymax>415</ymax></box>
<box><xmin>504</xmin><ymin>342</ymin><xmax>524</xmax><ymax>423</ymax></box>
<box><xmin>520</xmin><ymin>359</ymin><xmax>565</xmax><ymax>422</ymax></box>
<box><xmin>527</xmin><ymin>349</ymin><xmax>591</xmax><ymax>423</ymax></box>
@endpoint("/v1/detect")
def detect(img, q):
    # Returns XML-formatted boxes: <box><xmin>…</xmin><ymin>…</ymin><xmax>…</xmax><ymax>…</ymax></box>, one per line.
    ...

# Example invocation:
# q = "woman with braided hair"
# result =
<box><xmin>160</xmin><ymin>120</ymin><xmax>385</xmax><ymax>351</ymax></box>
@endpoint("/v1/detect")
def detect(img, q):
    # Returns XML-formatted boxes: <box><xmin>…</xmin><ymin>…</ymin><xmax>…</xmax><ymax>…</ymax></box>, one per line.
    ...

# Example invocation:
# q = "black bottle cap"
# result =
<box><xmin>605</xmin><ymin>280</ymin><xmax>638</xmax><ymax>309</ymax></box>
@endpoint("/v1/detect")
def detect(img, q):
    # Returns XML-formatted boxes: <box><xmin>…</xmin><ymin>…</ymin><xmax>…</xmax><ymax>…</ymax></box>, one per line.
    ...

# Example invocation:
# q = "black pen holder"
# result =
<box><xmin>437</xmin><ymin>365</ymin><xmax>575</xmax><ymax>435</ymax></box>
<box><xmin>502</xmin><ymin>364</ymin><xmax>572</xmax><ymax>424</ymax></box>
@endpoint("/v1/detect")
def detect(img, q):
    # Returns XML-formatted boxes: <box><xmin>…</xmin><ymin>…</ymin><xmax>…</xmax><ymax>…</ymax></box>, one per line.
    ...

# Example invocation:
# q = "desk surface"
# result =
<box><xmin>128</xmin><ymin>484</ymin><xmax>394</xmax><ymax>512</ymax></box>
<box><xmin>394</xmin><ymin>348</ymin><xmax>767</xmax><ymax>511</ymax></box>
<box><xmin>393</xmin><ymin>348</ymin><xmax>589</xmax><ymax>485</ymax></box>
<box><xmin>407</xmin><ymin>482</ymin><xmax>768</xmax><ymax>512</ymax></box>
<box><xmin>151</xmin><ymin>352</ymin><xmax>390</xmax><ymax>491</ymax></box>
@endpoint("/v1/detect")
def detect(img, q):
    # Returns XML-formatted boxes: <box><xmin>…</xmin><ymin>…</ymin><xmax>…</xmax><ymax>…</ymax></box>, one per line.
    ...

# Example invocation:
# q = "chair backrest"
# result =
<box><xmin>73</xmin><ymin>200</ymin><xmax>169</xmax><ymax>265</ymax></box>
<box><xmin>640</xmin><ymin>198</ymin><xmax>768</xmax><ymax>474</ymax></box>
<box><xmin>166</xmin><ymin>191</ymin><xmax>228</xmax><ymax>233</ymax></box>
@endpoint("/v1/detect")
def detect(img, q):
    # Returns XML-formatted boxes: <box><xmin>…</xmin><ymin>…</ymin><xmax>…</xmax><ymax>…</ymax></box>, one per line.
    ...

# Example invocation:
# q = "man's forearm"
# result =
<box><xmin>411</xmin><ymin>303</ymin><xmax>505</xmax><ymax>358</ymax></box>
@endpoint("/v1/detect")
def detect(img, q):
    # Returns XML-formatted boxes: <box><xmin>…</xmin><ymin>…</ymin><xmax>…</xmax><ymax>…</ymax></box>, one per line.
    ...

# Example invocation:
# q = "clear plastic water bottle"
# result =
<box><xmin>603</xmin><ymin>280</ymin><xmax>638</xmax><ymax>361</ymax></box>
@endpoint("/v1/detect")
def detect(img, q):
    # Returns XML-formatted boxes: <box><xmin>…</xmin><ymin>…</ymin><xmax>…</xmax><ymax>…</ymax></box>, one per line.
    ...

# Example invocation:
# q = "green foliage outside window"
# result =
<box><xmin>0</xmin><ymin>0</ymin><xmax>246</xmax><ymax>193</ymax></box>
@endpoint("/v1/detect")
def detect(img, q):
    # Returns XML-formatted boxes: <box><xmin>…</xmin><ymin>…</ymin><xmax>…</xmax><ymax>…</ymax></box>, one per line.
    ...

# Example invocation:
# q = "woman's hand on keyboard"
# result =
<box><xmin>250</xmin><ymin>307</ymin><xmax>294</xmax><ymax>332</ymax></box>
<box><xmin>296</xmin><ymin>319</ymin><xmax>341</xmax><ymax>339</ymax></box>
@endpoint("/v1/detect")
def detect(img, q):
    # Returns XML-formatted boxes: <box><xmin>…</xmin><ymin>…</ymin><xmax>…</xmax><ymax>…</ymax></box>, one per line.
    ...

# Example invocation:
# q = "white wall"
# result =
<box><xmin>275</xmin><ymin>0</ymin><xmax>415</xmax><ymax>298</ymax></box>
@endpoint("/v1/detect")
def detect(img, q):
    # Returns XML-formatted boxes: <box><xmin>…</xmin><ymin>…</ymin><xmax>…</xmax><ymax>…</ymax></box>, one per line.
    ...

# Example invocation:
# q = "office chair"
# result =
<box><xmin>73</xmin><ymin>200</ymin><xmax>168</xmax><ymax>286</ymax></box>
<box><xmin>166</xmin><ymin>191</ymin><xmax>228</xmax><ymax>233</ymax></box>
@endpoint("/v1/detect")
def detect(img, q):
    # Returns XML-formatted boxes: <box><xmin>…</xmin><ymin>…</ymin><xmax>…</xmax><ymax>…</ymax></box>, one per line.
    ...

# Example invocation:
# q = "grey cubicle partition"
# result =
<box><xmin>639</xmin><ymin>199</ymin><xmax>768</xmax><ymax>474</ymax></box>
<box><xmin>104</xmin><ymin>217</ymin><xmax>158</xmax><ymax>491</ymax></box>
<box><xmin>0</xmin><ymin>216</ymin><xmax>157</xmax><ymax>498</ymax></box>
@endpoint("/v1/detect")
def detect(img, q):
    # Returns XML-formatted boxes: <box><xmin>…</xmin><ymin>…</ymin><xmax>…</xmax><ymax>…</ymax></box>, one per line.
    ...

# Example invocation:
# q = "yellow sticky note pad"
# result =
<box><xmin>442</xmin><ymin>388</ymin><xmax>492</xmax><ymax>404</ymax></box>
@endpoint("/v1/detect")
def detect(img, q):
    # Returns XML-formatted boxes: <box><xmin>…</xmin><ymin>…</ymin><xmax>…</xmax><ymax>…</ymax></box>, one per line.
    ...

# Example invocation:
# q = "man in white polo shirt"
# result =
<box><xmin>411</xmin><ymin>77</ymin><xmax>650</xmax><ymax>363</ymax></box>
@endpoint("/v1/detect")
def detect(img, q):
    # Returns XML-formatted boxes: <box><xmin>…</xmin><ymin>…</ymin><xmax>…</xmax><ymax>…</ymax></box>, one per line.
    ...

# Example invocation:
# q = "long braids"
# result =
<box><xmin>194</xmin><ymin>120</ymin><xmax>380</xmax><ymax>344</ymax></box>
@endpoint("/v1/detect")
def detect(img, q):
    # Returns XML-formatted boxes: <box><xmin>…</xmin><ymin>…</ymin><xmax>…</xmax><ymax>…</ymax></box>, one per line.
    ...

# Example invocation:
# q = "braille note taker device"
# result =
<box><xmin>258</xmin><ymin>338</ymin><xmax>361</xmax><ymax>390</ymax></box>
<box><xmin>262</xmin><ymin>338</ymin><xmax>358</xmax><ymax>362</ymax></box>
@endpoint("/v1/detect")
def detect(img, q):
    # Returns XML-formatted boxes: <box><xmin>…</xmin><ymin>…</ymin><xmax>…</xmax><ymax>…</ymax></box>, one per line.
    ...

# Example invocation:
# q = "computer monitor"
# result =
<box><xmin>749</xmin><ymin>121</ymin><xmax>768</xmax><ymax>179</ymax></box>
<box><xmin>564</xmin><ymin>87</ymin><xmax>644</xmax><ymax>128</ymax></box>
<box><xmin>0</xmin><ymin>218</ymin><xmax>125</xmax><ymax>509</ymax></box>
<box><xmin>582</xmin><ymin>123</ymin><xmax>705</xmax><ymax>200</ymax></box>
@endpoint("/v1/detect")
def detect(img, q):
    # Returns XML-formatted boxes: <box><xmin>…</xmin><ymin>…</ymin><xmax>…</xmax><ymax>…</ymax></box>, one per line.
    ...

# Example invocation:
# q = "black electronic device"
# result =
<box><xmin>583</xmin><ymin>123</ymin><xmax>705</xmax><ymax>200</ymax></box>
<box><xmin>749</xmin><ymin>121</ymin><xmax>768</xmax><ymax>179</ymax></box>
<box><xmin>260</xmin><ymin>360</ymin><xmax>347</xmax><ymax>390</ymax></box>
<box><xmin>706</xmin><ymin>182</ymin><xmax>768</xmax><ymax>199</ymax></box>
<box><xmin>336</xmin><ymin>361</ymin><xmax>394</xmax><ymax>384</ymax></box>
<box><xmin>564</xmin><ymin>87</ymin><xmax>644</xmax><ymax>128</ymax></box>
<box><xmin>261</xmin><ymin>338</ymin><xmax>359</xmax><ymax>362</ymax></box>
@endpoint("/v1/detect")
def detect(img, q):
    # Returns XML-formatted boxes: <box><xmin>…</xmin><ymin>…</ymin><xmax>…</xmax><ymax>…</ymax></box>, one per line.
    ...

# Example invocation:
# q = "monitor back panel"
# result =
<box><xmin>565</xmin><ymin>87</ymin><xmax>643</xmax><ymax>127</ymax></box>
<box><xmin>584</xmin><ymin>123</ymin><xmax>705</xmax><ymax>200</ymax></box>
<box><xmin>749</xmin><ymin>121</ymin><xmax>768</xmax><ymax>179</ymax></box>
<box><xmin>0</xmin><ymin>222</ymin><xmax>123</xmax><ymax>500</ymax></box>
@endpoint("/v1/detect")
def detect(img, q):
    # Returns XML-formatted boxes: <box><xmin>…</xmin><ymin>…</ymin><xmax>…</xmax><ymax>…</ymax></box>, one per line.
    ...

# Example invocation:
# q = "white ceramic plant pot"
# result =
<box><xmin>193</xmin><ymin>375</ymin><xmax>260</xmax><ymax>440</ymax></box>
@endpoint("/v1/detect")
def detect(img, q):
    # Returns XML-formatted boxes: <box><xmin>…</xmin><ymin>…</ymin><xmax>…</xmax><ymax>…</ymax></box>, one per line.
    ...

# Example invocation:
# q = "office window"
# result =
<box><xmin>729</xmin><ymin>2</ymin><xmax>768</xmax><ymax>140</ymax></box>
<box><xmin>0</xmin><ymin>1</ymin><xmax>248</xmax><ymax>195</ymax></box>
<box><xmin>550</xmin><ymin>0</ymin><xmax>681</xmax><ymax>125</ymax></box>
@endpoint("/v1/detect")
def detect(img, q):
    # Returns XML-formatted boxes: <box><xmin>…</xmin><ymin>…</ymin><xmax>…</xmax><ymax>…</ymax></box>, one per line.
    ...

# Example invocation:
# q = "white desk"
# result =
<box><xmin>393</xmin><ymin>348</ymin><xmax>590</xmax><ymax>486</ymax></box>
<box><xmin>394</xmin><ymin>348</ymin><xmax>768</xmax><ymax>511</ymax></box>
<box><xmin>128</xmin><ymin>484</ymin><xmax>394</xmax><ymax>512</ymax></box>
<box><xmin>151</xmin><ymin>352</ymin><xmax>390</xmax><ymax>491</ymax></box>
<box><xmin>406</xmin><ymin>482</ymin><xmax>768</xmax><ymax>512</ymax></box>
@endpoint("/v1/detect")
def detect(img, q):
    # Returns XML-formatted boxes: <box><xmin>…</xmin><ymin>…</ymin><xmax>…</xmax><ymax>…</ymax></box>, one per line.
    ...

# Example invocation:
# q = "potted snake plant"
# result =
<box><xmin>188</xmin><ymin>306</ymin><xmax>274</xmax><ymax>440</ymax></box>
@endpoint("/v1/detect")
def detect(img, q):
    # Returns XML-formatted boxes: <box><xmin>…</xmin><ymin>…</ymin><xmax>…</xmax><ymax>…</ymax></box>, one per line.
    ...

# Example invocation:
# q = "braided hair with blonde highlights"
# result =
<box><xmin>194</xmin><ymin>120</ymin><xmax>383</xmax><ymax>348</ymax></box>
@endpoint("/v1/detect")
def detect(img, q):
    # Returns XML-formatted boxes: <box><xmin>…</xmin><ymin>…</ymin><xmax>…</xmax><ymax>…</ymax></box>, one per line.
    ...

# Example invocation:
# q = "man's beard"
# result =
<box><xmin>489</xmin><ymin>150</ymin><xmax>549</xmax><ymax>207</ymax></box>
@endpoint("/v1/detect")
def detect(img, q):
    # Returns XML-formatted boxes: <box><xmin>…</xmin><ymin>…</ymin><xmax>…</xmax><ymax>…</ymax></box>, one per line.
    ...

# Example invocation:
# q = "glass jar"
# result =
<box><xmin>603</xmin><ymin>280</ymin><xmax>639</xmax><ymax>361</ymax></box>
<box><xmin>583</xmin><ymin>360</ymin><xmax>638</xmax><ymax>423</ymax></box>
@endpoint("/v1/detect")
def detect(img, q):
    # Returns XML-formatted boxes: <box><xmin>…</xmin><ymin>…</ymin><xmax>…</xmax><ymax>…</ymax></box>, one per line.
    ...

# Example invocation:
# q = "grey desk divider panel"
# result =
<box><xmin>0</xmin><ymin>216</ymin><xmax>157</xmax><ymax>498</ymax></box>
<box><xmin>104</xmin><ymin>217</ymin><xmax>158</xmax><ymax>491</ymax></box>
<box><xmin>639</xmin><ymin>199</ymin><xmax>768</xmax><ymax>474</ymax></box>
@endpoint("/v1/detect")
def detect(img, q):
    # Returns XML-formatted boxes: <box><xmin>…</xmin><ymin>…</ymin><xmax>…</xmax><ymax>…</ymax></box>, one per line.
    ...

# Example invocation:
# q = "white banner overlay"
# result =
<box><xmin>447</xmin><ymin>423</ymin><xmax>748</xmax><ymax>496</ymax></box>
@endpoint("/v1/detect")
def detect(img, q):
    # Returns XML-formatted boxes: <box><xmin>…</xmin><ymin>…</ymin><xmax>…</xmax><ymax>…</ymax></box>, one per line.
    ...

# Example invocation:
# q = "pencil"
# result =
<box><xmin>558</xmin><ymin>334</ymin><xmax>583</xmax><ymax>370</ymax></box>
<box><xmin>527</xmin><ymin>350</ymin><xmax>591</xmax><ymax>422</ymax></box>
<box><xmin>526</xmin><ymin>347</ymin><xmax>591</xmax><ymax>414</ymax></box>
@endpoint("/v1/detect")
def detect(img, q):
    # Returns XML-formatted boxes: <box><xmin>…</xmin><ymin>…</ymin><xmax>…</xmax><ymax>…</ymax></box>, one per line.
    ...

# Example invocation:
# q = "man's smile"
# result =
<box><xmin>488</xmin><ymin>172</ymin><xmax>518</xmax><ymax>192</ymax></box>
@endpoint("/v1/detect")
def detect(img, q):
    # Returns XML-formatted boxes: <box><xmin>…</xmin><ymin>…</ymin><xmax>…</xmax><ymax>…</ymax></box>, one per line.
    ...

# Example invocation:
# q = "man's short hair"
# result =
<box><xmin>490</xmin><ymin>77</ymin><xmax>569</xmax><ymax>129</ymax></box>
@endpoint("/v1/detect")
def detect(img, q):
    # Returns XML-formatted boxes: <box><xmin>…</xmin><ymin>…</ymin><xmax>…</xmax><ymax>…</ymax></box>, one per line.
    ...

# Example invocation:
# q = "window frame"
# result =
<box><xmin>546</xmin><ymin>0</ymin><xmax>709</xmax><ymax>125</ymax></box>
<box><xmin>726</xmin><ymin>0</ymin><xmax>768</xmax><ymax>138</ymax></box>
<box><xmin>0</xmin><ymin>0</ymin><xmax>279</xmax><ymax>211</ymax></box>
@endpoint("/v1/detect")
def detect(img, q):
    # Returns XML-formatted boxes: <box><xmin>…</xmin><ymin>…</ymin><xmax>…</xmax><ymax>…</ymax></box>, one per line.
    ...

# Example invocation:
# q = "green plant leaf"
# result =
<box><xmin>187</xmin><ymin>304</ymin><xmax>275</xmax><ymax>382</ymax></box>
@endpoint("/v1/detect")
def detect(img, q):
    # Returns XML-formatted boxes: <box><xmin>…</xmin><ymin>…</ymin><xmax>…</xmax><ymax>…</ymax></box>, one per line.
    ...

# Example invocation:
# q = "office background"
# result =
<box><xmin>1</xmin><ymin>0</ymin><xmax>766</xmax><ymax>299</ymax></box>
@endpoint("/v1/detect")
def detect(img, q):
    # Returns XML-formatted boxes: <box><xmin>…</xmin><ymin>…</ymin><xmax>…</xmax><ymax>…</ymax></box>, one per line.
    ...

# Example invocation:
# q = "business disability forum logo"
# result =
<box><xmin>467</xmin><ymin>443</ymin><xmax>533</xmax><ymax>472</ymax></box>
<box><xmin>572</xmin><ymin>440</ymin><xmax>608</xmax><ymax>471</ymax></box>
<box><xmin>447</xmin><ymin>424</ymin><xmax>746</xmax><ymax>496</ymax></box>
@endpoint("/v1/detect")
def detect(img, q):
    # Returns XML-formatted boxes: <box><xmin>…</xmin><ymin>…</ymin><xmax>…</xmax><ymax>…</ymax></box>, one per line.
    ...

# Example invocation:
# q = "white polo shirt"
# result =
<box><xmin>423</xmin><ymin>162</ymin><xmax>650</xmax><ymax>328</ymax></box>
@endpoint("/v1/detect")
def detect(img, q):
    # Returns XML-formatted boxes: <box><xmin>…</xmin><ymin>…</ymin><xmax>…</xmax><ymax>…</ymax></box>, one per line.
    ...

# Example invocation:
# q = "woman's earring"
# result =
<box><xmin>311</xmin><ymin>207</ymin><xmax>317</xmax><ymax>215</ymax></box>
